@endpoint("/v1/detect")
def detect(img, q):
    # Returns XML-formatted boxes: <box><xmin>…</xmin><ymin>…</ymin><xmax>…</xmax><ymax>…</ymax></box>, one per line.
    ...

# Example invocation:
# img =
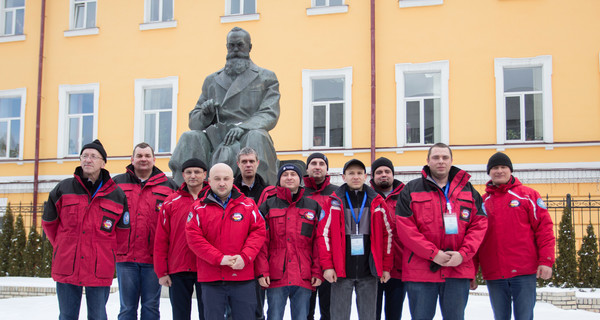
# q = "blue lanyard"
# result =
<box><xmin>346</xmin><ymin>191</ymin><xmax>367</xmax><ymax>233</ymax></box>
<box><xmin>91</xmin><ymin>180</ymin><xmax>103</xmax><ymax>199</ymax></box>
<box><xmin>442</xmin><ymin>183</ymin><xmax>452</xmax><ymax>213</ymax></box>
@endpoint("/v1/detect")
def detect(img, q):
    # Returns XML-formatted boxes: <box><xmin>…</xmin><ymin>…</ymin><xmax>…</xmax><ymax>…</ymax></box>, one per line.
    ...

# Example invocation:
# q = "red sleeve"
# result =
<box><xmin>240</xmin><ymin>203</ymin><xmax>267</xmax><ymax>266</ymax></box>
<box><xmin>457</xmin><ymin>188</ymin><xmax>488</xmax><ymax>262</ymax></box>
<box><xmin>185</xmin><ymin>206</ymin><xmax>225</xmax><ymax>266</ymax></box>
<box><xmin>254</xmin><ymin>203</ymin><xmax>270</xmax><ymax>278</ymax></box>
<box><xmin>529</xmin><ymin>191</ymin><xmax>556</xmax><ymax>267</ymax></box>
<box><xmin>311</xmin><ymin>204</ymin><xmax>323</xmax><ymax>280</ymax></box>
<box><xmin>153</xmin><ymin>202</ymin><xmax>171</xmax><ymax>277</ymax></box>
<box><xmin>317</xmin><ymin>200</ymin><xmax>335</xmax><ymax>271</ymax></box>
<box><xmin>377</xmin><ymin>200</ymin><xmax>394</xmax><ymax>273</ymax></box>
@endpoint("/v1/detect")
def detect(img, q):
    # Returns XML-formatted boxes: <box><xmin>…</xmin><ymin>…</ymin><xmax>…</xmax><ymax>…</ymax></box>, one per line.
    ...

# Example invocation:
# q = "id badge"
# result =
<box><xmin>350</xmin><ymin>234</ymin><xmax>365</xmax><ymax>256</ymax></box>
<box><xmin>443</xmin><ymin>203</ymin><xmax>458</xmax><ymax>235</ymax></box>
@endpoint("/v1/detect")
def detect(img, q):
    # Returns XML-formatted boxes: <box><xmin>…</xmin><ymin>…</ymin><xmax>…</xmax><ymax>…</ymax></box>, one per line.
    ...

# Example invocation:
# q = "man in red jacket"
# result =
<box><xmin>471</xmin><ymin>152</ymin><xmax>555</xmax><ymax>320</ymax></box>
<box><xmin>256</xmin><ymin>164</ymin><xmax>323</xmax><ymax>320</ymax></box>
<box><xmin>304</xmin><ymin>152</ymin><xmax>337</xmax><ymax>320</ymax></box>
<box><xmin>185</xmin><ymin>163</ymin><xmax>266</xmax><ymax>320</ymax></box>
<box><xmin>43</xmin><ymin>140</ymin><xmax>129</xmax><ymax>320</ymax></box>
<box><xmin>370</xmin><ymin>157</ymin><xmax>406</xmax><ymax>320</ymax></box>
<box><xmin>395</xmin><ymin>143</ymin><xmax>487</xmax><ymax>320</ymax></box>
<box><xmin>318</xmin><ymin>159</ymin><xmax>393</xmax><ymax>320</ymax></box>
<box><xmin>113</xmin><ymin>142</ymin><xmax>178</xmax><ymax>320</ymax></box>
<box><xmin>154</xmin><ymin>158</ymin><xmax>209</xmax><ymax>320</ymax></box>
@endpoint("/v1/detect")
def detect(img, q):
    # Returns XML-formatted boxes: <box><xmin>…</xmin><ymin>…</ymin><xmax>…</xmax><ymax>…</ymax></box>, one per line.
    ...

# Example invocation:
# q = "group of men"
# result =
<box><xmin>42</xmin><ymin>139</ymin><xmax>555</xmax><ymax>320</ymax></box>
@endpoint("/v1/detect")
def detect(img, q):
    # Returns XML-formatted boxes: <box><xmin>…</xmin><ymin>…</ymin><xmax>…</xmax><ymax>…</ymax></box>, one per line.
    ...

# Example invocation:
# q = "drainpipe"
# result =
<box><xmin>370</xmin><ymin>0</ymin><xmax>376</xmax><ymax>164</ymax></box>
<box><xmin>33</xmin><ymin>0</ymin><xmax>47</xmax><ymax>226</ymax></box>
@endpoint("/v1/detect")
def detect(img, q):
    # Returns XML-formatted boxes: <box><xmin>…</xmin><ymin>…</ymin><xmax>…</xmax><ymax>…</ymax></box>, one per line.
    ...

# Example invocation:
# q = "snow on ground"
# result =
<box><xmin>1</xmin><ymin>277</ymin><xmax>600</xmax><ymax>319</ymax></box>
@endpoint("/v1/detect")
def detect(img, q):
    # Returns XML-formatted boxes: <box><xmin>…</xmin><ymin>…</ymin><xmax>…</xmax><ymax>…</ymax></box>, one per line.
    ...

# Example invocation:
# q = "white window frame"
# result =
<box><xmin>57</xmin><ymin>83</ymin><xmax>99</xmax><ymax>158</ymax></box>
<box><xmin>302</xmin><ymin>67</ymin><xmax>352</xmax><ymax>150</ymax></box>
<box><xmin>65</xmin><ymin>0</ymin><xmax>98</xmax><ymax>37</ymax></box>
<box><xmin>399</xmin><ymin>0</ymin><xmax>443</xmax><ymax>8</ymax></box>
<box><xmin>140</xmin><ymin>0</ymin><xmax>177</xmax><ymax>30</ymax></box>
<box><xmin>221</xmin><ymin>0</ymin><xmax>259</xmax><ymax>23</ymax></box>
<box><xmin>0</xmin><ymin>0</ymin><xmax>25</xmax><ymax>36</ymax></box>
<box><xmin>134</xmin><ymin>76</ymin><xmax>178</xmax><ymax>154</ymax></box>
<box><xmin>307</xmin><ymin>0</ymin><xmax>348</xmax><ymax>16</ymax></box>
<box><xmin>395</xmin><ymin>60</ymin><xmax>449</xmax><ymax>147</ymax></box>
<box><xmin>0</xmin><ymin>88</ymin><xmax>26</xmax><ymax>160</ymax></box>
<box><xmin>494</xmin><ymin>55</ymin><xmax>553</xmax><ymax>145</ymax></box>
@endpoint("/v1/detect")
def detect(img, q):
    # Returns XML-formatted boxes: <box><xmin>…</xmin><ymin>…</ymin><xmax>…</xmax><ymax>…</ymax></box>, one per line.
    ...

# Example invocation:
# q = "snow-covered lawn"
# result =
<box><xmin>1</xmin><ymin>277</ymin><xmax>599</xmax><ymax>319</ymax></box>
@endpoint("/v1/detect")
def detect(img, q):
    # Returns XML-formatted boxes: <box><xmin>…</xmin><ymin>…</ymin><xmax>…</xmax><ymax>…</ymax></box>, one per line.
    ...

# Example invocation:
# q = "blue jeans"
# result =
<box><xmin>169</xmin><ymin>272</ymin><xmax>205</xmax><ymax>320</ymax></box>
<box><xmin>266</xmin><ymin>286</ymin><xmax>312</xmax><ymax>320</ymax></box>
<box><xmin>405</xmin><ymin>278</ymin><xmax>470</xmax><ymax>320</ymax></box>
<box><xmin>56</xmin><ymin>282</ymin><xmax>110</xmax><ymax>320</ymax></box>
<box><xmin>116</xmin><ymin>262</ymin><xmax>161</xmax><ymax>320</ymax></box>
<box><xmin>201</xmin><ymin>281</ymin><xmax>257</xmax><ymax>320</ymax></box>
<box><xmin>487</xmin><ymin>274</ymin><xmax>537</xmax><ymax>320</ymax></box>
<box><xmin>376</xmin><ymin>278</ymin><xmax>406</xmax><ymax>320</ymax></box>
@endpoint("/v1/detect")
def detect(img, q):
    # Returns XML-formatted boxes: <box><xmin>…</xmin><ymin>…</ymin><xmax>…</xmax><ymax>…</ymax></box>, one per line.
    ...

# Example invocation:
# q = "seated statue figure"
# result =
<box><xmin>169</xmin><ymin>27</ymin><xmax>280</xmax><ymax>186</ymax></box>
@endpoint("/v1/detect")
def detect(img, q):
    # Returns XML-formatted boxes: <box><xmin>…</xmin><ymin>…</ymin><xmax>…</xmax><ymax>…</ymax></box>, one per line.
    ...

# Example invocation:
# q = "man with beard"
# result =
<box><xmin>169</xmin><ymin>26</ymin><xmax>280</xmax><ymax>186</ymax></box>
<box><xmin>370</xmin><ymin>157</ymin><xmax>406</xmax><ymax>320</ymax></box>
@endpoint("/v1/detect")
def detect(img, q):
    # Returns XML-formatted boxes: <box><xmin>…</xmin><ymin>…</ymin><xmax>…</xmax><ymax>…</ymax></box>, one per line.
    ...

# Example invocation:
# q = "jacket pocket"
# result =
<box><xmin>410</xmin><ymin>193</ymin><xmax>434</xmax><ymax>224</ymax></box>
<box><xmin>95</xmin><ymin>240</ymin><xmax>116</xmax><ymax>279</ymax></box>
<box><xmin>53</xmin><ymin>237</ymin><xmax>78</xmax><ymax>276</ymax></box>
<box><xmin>268</xmin><ymin>251</ymin><xmax>286</xmax><ymax>280</ymax></box>
<box><xmin>60</xmin><ymin>196</ymin><xmax>80</xmax><ymax>229</ymax></box>
<box><xmin>268</xmin><ymin>209</ymin><xmax>287</xmax><ymax>238</ymax></box>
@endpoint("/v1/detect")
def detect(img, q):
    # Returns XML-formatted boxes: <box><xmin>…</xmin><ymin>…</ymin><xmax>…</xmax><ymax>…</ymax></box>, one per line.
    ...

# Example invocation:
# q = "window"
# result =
<box><xmin>0</xmin><ymin>88</ymin><xmax>25</xmax><ymax>160</ymax></box>
<box><xmin>1</xmin><ymin>0</ymin><xmax>24</xmax><ymax>36</ymax></box>
<box><xmin>57</xmin><ymin>84</ymin><xmax>99</xmax><ymax>158</ymax></box>
<box><xmin>399</xmin><ymin>0</ymin><xmax>443</xmax><ymax>8</ymax></box>
<box><xmin>395</xmin><ymin>61</ymin><xmax>449</xmax><ymax>147</ymax></box>
<box><xmin>307</xmin><ymin>0</ymin><xmax>348</xmax><ymax>15</ymax></box>
<box><xmin>221</xmin><ymin>0</ymin><xmax>259</xmax><ymax>23</ymax></box>
<box><xmin>495</xmin><ymin>55</ymin><xmax>553</xmax><ymax>144</ymax></box>
<box><xmin>147</xmin><ymin>0</ymin><xmax>173</xmax><ymax>22</ymax></box>
<box><xmin>313</xmin><ymin>0</ymin><xmax>344</xmax><ymax>6</ymax></box>
<box><xmin>134</xmin><ymin>77</ymin><xmax>178</xmax><ymax>154</ymax></box>
<box><xmin>72</xmin><ymin>0</ymin><xmax>96</xmax><ymax>29</ymax></box>
<box><xmin>302</xmin><ymin>67</ymin><xmax>352</xmax><ymax>150</ymax></box>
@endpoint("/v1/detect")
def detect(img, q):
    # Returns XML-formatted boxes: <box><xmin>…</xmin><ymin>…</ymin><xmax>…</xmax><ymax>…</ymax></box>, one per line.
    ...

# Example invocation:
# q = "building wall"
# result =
<box><xmin>0</xmin><ymin>0</ymin><xmax>599</xmax><ymax>207</ymax></box>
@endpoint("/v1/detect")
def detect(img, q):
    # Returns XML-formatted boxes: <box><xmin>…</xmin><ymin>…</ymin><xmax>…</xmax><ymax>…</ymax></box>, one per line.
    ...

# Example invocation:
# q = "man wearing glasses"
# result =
<box><xmin>43</xmin><ymin>139</ymin><xmax>130</xmax><ymax>320</ymax></box>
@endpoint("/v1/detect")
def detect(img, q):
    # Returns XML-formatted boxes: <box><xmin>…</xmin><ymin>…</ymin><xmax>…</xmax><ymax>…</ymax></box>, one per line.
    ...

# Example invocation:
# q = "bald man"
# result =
<box><xmin>185</xmin><ymin>163</ymin><xmax>267</xmax><ymax>320</ymax></box>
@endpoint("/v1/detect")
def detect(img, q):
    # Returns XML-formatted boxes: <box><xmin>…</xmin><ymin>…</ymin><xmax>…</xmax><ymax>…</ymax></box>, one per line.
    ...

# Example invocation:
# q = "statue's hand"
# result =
<box><xmin>200</xmin><ymin>99</ymin><xmax>217</xmax><ymax>117</ymax></box>
<box><xmin>224</xmin><ymin>127</ymin><xmax>245</xmax><ymax>145</ymax></box>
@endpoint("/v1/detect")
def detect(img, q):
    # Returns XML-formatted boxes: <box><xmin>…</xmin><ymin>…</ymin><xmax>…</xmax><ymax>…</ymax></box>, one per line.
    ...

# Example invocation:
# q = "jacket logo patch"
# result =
<box><xmin>537</xmin><ymin>198</ymin><xmax>547</xmax><ymax>209</ymax></box>
<box><xmin>231</xmin><ymin>213</ymin><xmax>244</xmax><ymax>222</ymax></box>
<box><xmin>459</xmin><ymin>207</ymin><xmax>471</xmax><ymax>221</ymax></box>
<box><xmin>123</xmin><ymin>211</ymin><xmax>130</xmax><ymax>225</ymax></box>
<box><xmin>101</xmin><ymin>216</ymin><xmax>115</xmax><ymax>232</ymax></box>
<box><xmin>303</xmin><ymin>212</ymin><xmax>315</xmax><ymax>221</ymax></box>
<box><xmin>187</xmin><ymin>212</ymin><xmax>193</xmax><ymax>223</ymax></box>
<box><xmin>510</xmin><ymin>200</ymin><xmax>520</xmax><ymax>207</ymax></box>
<box><xmin>156</xmin><ymin>200</ymin><xmax>164</xmax><ymax>212</ymax></box>
<box><xmin>331</xmin><ymin>199</ymin><xmax>341</xmax><ymax>209</ymax></box>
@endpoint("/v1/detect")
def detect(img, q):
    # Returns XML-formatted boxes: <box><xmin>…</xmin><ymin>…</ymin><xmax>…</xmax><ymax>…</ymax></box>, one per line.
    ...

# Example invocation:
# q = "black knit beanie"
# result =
<box><xmin>306</xmin><ymin>152</ymin><xmax>329</xmax><ymax>170</ymax></box>
<box><xmin>80</xmin><ymin>139</ymin><xmax>107</xmax><ymax>162</ymax></box>
<box><xmin>487</xmin><ymin>152</ymin><xmax>513</xmax><ymax>174</ymax></box>
<box><xmin>277</xmin><ymin>164</ymin><xmax>303</xmax><ymax>186</ymax></box>
<box><xmin>371</xmin><ymin>157</ymin><xmax>394</xmax><ymax>174</ymax></box>
<box><xmin>182</xmin><ymin>158</ymin><xmax>208</xmax><ymax>172</ymax></box>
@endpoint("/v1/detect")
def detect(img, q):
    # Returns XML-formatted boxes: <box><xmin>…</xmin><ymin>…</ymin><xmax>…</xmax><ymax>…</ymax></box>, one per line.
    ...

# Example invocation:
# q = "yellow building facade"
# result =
<box><xmin>1</xmin><ymin>0</ymin><xmax>599</xmax><ymax>216</ymax></box>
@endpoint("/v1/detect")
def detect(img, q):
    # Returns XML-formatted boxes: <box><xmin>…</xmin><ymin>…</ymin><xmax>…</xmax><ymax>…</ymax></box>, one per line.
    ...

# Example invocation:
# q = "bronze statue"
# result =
<box><xmin>169</xmin><ymin>27</ymin><xmax>280</xmax><ymax>185</ymax></box>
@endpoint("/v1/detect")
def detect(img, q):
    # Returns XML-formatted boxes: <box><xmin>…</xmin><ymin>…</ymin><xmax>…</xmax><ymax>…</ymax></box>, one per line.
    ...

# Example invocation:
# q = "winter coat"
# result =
<box><xmin>113</xmin><ymin>164</ymin><xmax>177</xmax><ymax>264</ymax></box>
<box><xmin>476</xmin><ymin>176</ymin><xmax>555</xmax><ymax>280</ymax></box>
<box><xmin>395</xmin><ymin>166</ymin><xmax>487</xmax><ymax>282</ymax></box>
<box><xmin>42</xmin><ymin>167</ymin><xmax>129</xmax><ymax>287</ymax></box>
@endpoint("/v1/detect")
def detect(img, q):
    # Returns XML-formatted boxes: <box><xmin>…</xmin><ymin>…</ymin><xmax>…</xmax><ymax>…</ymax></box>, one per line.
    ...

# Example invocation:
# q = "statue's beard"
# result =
<box><xmin>225</xmin><ymin>53</ymin><xmax>251</xmax><ymax>77</ymax></box>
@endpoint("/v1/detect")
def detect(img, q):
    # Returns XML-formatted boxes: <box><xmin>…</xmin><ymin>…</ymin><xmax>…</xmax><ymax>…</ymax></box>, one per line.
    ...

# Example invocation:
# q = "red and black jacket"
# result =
<box><xmin>43</xmin><ymin>167</ymin><xmax>129</xmax><ymax>287</ymax></box>
<box><xmin>371</xmin><ymin>179</ymin><xmax>405</xmax><ymax>279</ymax></box>
<box><xmin>395</xmin><ymin>166</ymin><xmax>487</xmax><ymax>282</ymax></box>
<box><xmin>255</xmin><ymin>187</ymin><xmax>323</xmax><ymax>291</ymax></box>
<box><xmin>303</xmin><ymin>175</ymin><xmax>338</xmax><ymax>208</ymax></box>
<box><xmin>113</xmin><ymin>165</ymin><xmax>177</xmax><ymax>264</ymax></box>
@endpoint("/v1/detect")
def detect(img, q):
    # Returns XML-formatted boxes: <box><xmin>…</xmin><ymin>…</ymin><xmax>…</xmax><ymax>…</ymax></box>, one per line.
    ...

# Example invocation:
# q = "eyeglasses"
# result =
<box><xmin>80</xmin><ymin>154</ymin><xmax>102</xmax><ymax>161</ymax></box>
